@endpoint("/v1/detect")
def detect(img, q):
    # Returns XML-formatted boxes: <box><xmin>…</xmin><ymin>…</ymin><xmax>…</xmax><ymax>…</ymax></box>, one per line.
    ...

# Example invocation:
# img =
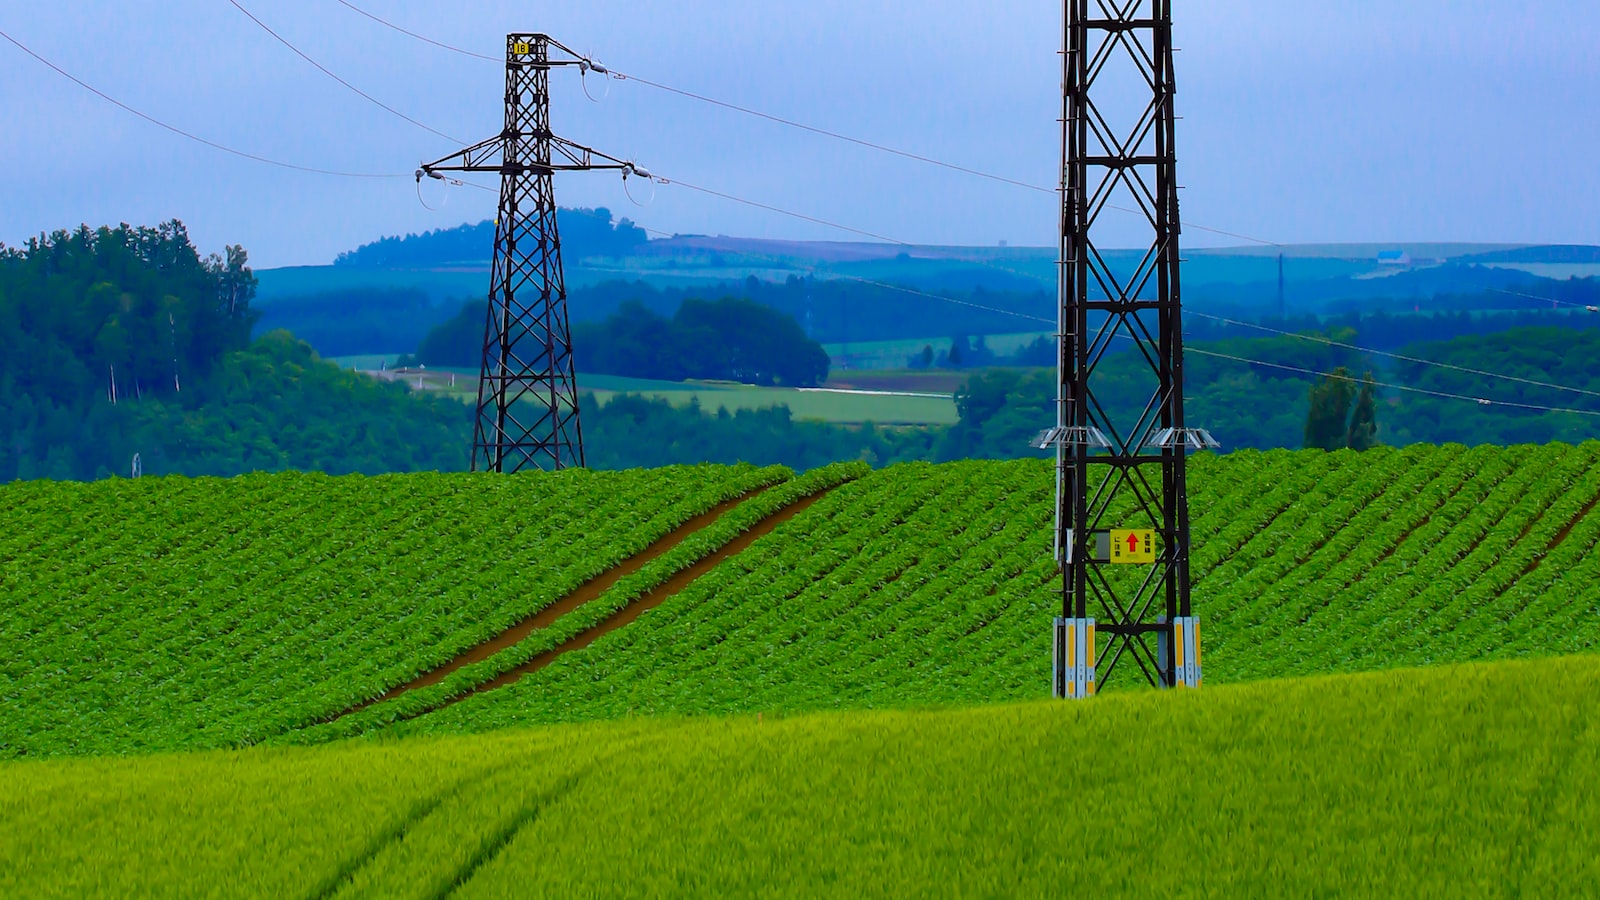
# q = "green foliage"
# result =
<box><xmin>7</xmin><ymin>445</ymin><xmax>1600</xmax><ymax>760</ymax></box>
<box><xmin>0</xmin><ymin>223</ymin><xmax>471</xmax><ymax>480</ymax></box>
<box><xmin>938</xmin><ymin>368</ymin><xmax>1052</xmax><ymax>461</ymax></box>
<box><xmin>0</xmin><ymin>464</ymin><xmax>790</xmax><ymax>757</ymax></box>
<box><xmin>1347</xmin><ymin>375</ymin><xmax>1379</xmax><ymax>449</ymax></box>
<box><xmin>4</xmin><ymin>656</ymin><xmax>1600</xmax><ymax>896</ymax></box>
<box><xmin>1303</xmin><ymin>366</ymin><xmax>1380</xmax><ymax>452</ymax></box>
<box><xmin>0</xmin><ymin>221</ymin><xmax>256</xmax><ymax>403</ymax></box>
<box><xmin>125</xmin><ymin>331</ymin><xmax>470</xmax><ymax>476</ymax></box>
<box><xmin>387</xmin><ymin>444</ymin><xmax>1600</xmax><ymax>736</ymax></box>
<box><xmin>1304</xmin><ymin>367</ymin><xmax>1356</xmax><ymax>449</ymax></box>
<box><xmin>416</xmin><ymin>297</ymin><xmax>830</xmax><ymax>387</ymax></box>
<box><xmin>1386</xmin><ymin>327</ymin><xmax>1600</xmax><ymax>446</ymax></box>
<box><xmin>333</xmin><ymin>210</ymin><xmax>647</xmax><ymax>267</ymax></box>
<box><xmin>253</xmin><ymin>286</ymin><xmax>457</xmax><ymax>357</ymax></box>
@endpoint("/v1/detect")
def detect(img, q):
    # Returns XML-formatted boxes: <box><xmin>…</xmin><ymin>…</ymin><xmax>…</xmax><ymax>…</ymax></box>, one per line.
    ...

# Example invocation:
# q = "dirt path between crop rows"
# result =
<box><xmin>425</xmin><ymin>487</ymin><xmax>836</xmax><ymax>712</ymax></box>
<box><xmin>338</xmin><ymin>489</ymin><xmax>766</xmax><ymax>718</ymax></box>
<box><xmin>1520</xmin><ymin>492</ymin><xmax>1600</xmax><ymax>578</ymax></box>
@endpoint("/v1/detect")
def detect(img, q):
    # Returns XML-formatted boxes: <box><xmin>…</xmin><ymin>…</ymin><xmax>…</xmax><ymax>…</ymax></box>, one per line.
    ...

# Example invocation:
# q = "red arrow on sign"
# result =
<box><xmin>1127</xmin><ymin>533</ymin><xmax>1141</xmax><ymax>554</ymax></box>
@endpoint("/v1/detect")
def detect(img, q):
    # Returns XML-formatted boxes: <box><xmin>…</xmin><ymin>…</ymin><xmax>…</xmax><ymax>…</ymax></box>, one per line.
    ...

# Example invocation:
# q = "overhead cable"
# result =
<box><xmin>326</xmin><ymin>0</ymin><xmax>1281</xmax><ymax>247</ymax></box>
<box><xmin>433</xmin><ymin>163</ymin><xmax>1598</xmax><ymax>414</ymax></box>
<box><xmin>653</xmin><ymin>178</ymin><xmax>913</xmax><ymax>246</ymax></box>
<box><xmin>1187</xmin><ymin>347</ymin><xmax>1600</xmax><ymax>418</ymax></box>
<box><xmin>0</xmin><ymin>26</ymin><xmax>408</xmax><ymax>179</ymax></box>
<box><xmin>1186</xmin><ymin>311</ymin><xmax>1600</xmax><ymax>402</ymax></box>
<box><xmin>226</xmin><ymin>0</ymin><xmax>465</xmax><ymax>144</ymax></box>
<box><xmin>1489</xmin><ymin>287</ymin><xmax>1600</xmax><ymax>313</ymax></box>
<box><xmin>427</xmin><ymin>174</ymin><xmax>1600</xmax><ymax>418</ymax></box>
<box><xmin>331</xmin><ymin>0</ymin><xmax>499</xmax><ymax>62</ymax></box>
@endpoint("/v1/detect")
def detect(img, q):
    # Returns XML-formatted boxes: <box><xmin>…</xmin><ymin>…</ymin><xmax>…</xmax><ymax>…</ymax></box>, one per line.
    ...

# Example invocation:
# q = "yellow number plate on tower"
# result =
<box><xmin>1109</xmin><ymin>529</ymin><xmax>1155</xmax><ymax>564</ymax></box>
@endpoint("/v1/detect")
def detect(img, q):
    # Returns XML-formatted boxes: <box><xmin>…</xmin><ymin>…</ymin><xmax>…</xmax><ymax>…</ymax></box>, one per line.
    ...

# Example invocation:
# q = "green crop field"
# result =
<box><xmin>0</xmin><ymin>463</ymin><xmax>813</xmax><ymax>757</ymax></box>
<box><xmin>3</xmin><ymin>656</ymin><xmax>1597</xmax><ymax>897</ymax></box>
<box><xmin>5</xmin><ymin>443</ymin><xmax>1599</xmax><ymax>760</ymax></box>
<box><xmin>4</xmin><ymin>443</ymin><xmax>1600</xmax><ymax>894</ymax></box>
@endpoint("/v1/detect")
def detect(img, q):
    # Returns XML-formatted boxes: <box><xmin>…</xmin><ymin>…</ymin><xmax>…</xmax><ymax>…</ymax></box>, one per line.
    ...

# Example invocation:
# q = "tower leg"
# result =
<box><xmin>1052</xmin><ymin>617</ymin><xmax>1097</xmax><ymax>699</ymax></box>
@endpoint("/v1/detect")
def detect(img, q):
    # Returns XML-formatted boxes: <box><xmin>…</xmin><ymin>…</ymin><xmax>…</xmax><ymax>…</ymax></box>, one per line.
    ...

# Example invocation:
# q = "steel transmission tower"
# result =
<box><xmin>420</xmin><ymin>34</ymin><xmax>642</xmax><ymax>472</ymax></box>
<box><xmin>1037</xmin><ymin>1</ymin><xmax>1215</xmax><ymax>698</ymax></box>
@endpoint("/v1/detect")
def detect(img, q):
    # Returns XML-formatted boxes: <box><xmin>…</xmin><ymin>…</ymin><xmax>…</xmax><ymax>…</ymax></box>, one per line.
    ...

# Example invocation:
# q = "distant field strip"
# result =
<box><xmin>4</xmin><ymin>656</ymin><xmax>1598</xmax><ymax>897</ymax></box>
<box><xmin>4</xmin><ymin>445</ymin><xmax>1600</xmax><ymax>758</ymax></box>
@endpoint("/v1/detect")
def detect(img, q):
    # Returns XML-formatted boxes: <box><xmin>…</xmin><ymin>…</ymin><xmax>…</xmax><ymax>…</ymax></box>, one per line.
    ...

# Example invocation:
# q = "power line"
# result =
<box><xmin>225</xmin><ymin>0</ymin><xmax>464</xmax><ymax>144</ymax></box>
<box><xmin>331</xmin><ymin>0</ymin><xmax>499</xmax><ymax>62</ymax></box>
<box><xmin>425</xmin><ymin>177</ymin><xmax>1600</xmax><ymax>420</ymax></box>
<box><xmin>307</xmin><ymin>12</ymin><xmax>1579</xmax><ymax>411</ymax></box>
<box><xmin>1187</xmin><ymin>347</ymin><xmax>1600</xmax><ymax>418</ymax></box>
<box><xmin>1186</xmin><ymin>310</ymin><xmax>1600</xmax><ymax>402</ymax></box>
<box><xmin>0</xmin><ymin>26</ymin><xmax>408</xmax><ymax>179</ymax></box>
<box><xmin>611</xmin><ymin>72</ymin><xmax>1054</xmax><ymax>197</ymax></box>
<box><xmin>438</xmin><ymin>167</ymin><xmax>1599</xmax><ymax>413</ymax></box>
<box><xmin>1489</xmin><ymin>287</ymin><xmax>1600</xmax><ymax>313</ymax></box>
<box><xmin>654</xmin><ymin>178</ymin><xmax>913</xmax><ymax>246</ymax></box>
<box><xmin>326</xmin><ymin>0</ymin><xmax>1281</xmax><ymax>248</ymax></box>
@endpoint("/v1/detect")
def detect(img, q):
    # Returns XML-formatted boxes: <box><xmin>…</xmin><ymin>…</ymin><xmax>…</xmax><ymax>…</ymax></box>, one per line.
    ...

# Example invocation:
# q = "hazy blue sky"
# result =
<box><xmin>2</xmin><ymin>1</ymin><xmax>1597</xmax><ymax>267</ymax></box>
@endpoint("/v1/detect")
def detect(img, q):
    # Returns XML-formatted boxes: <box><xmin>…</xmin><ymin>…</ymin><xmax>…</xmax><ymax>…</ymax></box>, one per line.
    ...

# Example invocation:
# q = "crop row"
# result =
<box><xmin>0</xmin><ymin>465</ymin><xmax>791</xmax><ymax>757</ymax></box>
<box><xmin>391</xmin><ymin>444</ymin><xmax>1600</xmax><ymax>738</ymax></box>
<box><xmin>8</xmin><ymin>444</ymin><xmax>1600</xmax><ymax>757</ymax></box>
<box><xmin>291</xmin><ymin>461</ymin><xmax>870</xmax><ymax>744</ymax></box>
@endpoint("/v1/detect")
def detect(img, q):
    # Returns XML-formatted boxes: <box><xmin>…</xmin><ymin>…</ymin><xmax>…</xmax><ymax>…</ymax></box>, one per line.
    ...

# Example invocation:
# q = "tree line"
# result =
<box><xmin>408</xmin><ymin>296</ymin><xmax>831</xmax><ymax>387</ymax></box>
<box><xmin>0</xmin><ymin>222</ymin><xmax>466</xmax><ymax>480</ymax></box>
<box><xmin>334</xmin><ymin>209</ymin><xmax>649</xmax><ymax>267</ymax></box>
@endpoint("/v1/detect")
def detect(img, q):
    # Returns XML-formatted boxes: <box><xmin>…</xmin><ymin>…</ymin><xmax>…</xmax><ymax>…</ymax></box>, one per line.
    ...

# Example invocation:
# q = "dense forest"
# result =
<box><xmin>334</xmin><ymin>210</ymin><xmax>649</xmax><ymax>267</ymax></box>
<box><xmin>562</xmin><ymin>276</ymin><xmax>1054</xmax><ymax>346</ymax></box>
<box><xmin>584</xmin><ymin>395</ymin><xmax>934</xmax><ymax>470</ymax></box>
<box><xmin>410</xmin><ymin>297</ymin><xmax>831</xmax><ymax>387</ymax></box>
<box><xmin>0</xmin><ymin>223</ymin><xmax>467</xmax><ymax>480</ymax></box>
<box><xmin>253</xmin><ymin>287</ymin><xmax>447</xmax><ymax>359</ymax></box>
<box><xmin>1384</xmin><ymin>328</ymin><xmax>1600</xmax><ymax>446</ymax></box>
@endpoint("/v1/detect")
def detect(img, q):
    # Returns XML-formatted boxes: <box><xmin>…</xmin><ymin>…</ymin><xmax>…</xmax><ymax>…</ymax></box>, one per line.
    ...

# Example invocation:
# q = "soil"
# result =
<box><xmin>431</xmin><ymin>487</ymin><xmax>837</xmax><ymax>709</ymax></box>
<box><xmin>337</xmin><ymin>489</ymin><xmax>765</xmax><ymax>717</ymax></box>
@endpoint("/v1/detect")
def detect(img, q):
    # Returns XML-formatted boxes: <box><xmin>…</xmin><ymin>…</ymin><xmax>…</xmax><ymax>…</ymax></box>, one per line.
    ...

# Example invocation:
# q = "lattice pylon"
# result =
<box><xmin>1046</xmin><ymin>0</ymin><xmax>1210</xmax><ymax>693</ymax></box>
<box><xmin>420</xmin><ymin>34</ymin><xmax>637</xmax><ymax>472</ymax></box>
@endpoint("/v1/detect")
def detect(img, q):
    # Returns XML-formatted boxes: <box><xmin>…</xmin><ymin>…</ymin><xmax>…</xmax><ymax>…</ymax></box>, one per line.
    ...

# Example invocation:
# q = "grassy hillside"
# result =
<box><xmin>5</xmin><ymin>445</ymin><xmax>1599</xmax><ymax>759</ymax></box>
<box><xmin>3</xmin><ymin>656</ymin><xmax>1597</xmax><ymax>897</ymax></box>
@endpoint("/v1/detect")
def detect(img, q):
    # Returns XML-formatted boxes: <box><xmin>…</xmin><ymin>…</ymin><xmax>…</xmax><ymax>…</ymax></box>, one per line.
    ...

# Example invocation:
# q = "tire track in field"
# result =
<box><xmin>435</xmin><ymin>773</ymin><xmax>584</xmax><ymax>899</ymax></box>
<box><xmin>304</xmin><ymin>764</ymin><xmax>507</xmax><ymax>900</ymax></box>
<box><xmin>336</xmin><ymin>489</ymin><xmax>767</xmax><ymax>718</ymax></box>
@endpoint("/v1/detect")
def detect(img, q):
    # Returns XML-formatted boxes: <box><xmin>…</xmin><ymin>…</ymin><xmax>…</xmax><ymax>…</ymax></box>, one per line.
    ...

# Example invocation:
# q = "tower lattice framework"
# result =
<box><xmin>1042</xmin><ymin>0</ymin><xmax>1213</xmax><ymax>697</ymax></box>
<box><xmin>421</xmin><ymin>34</ymin><xmax>636</xmax><ymax>472</ymax></box>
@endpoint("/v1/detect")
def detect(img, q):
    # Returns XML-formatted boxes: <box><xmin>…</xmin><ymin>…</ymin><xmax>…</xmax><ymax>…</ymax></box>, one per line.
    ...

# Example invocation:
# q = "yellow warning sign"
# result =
<box><xmin>1109</xmin><ymin>529</ymin><xmax>1155</xmax><ymax>564</ymax></box>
